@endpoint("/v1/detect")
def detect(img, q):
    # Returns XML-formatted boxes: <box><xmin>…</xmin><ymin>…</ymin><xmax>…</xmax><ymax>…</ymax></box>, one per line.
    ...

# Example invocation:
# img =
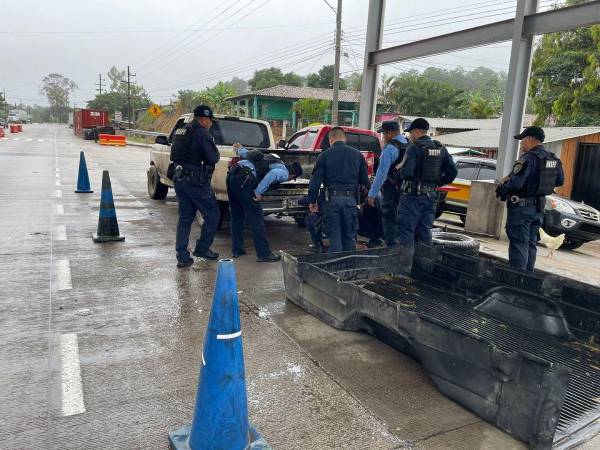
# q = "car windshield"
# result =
<box><xmin>210</xmin><ymin>119</ymin><xmax>270</xmax><ymax>148</ymax></box>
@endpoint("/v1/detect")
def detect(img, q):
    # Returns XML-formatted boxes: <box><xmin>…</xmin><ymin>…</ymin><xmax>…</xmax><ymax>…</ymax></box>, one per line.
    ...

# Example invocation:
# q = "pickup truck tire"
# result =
<box><xmin>147</xmin><ymin>165</ymin><xmax>168</xmax><ymax>200</ymax></box>
<box><xmin>560</xmin><ymin>238</ymin><xmax>585</xmax><ymax>251</ymax></box>
<box><xmin>432</xmin><ymin>232</ymin><xmax>480</xmax><ymax>255</ymax></box>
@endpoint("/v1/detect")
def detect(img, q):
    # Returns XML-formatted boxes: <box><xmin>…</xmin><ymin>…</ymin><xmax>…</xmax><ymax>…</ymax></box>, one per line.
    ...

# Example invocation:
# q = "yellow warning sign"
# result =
<box><xmin>148</xmin><ymin>104</ymin><xmax>162</xmax><ymax>118</ymax></box>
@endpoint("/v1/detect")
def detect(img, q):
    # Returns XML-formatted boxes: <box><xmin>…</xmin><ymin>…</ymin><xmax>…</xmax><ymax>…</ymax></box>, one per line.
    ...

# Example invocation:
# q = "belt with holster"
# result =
<box><xmin>508</xmin><ymin>195</ymin><xmax>539</xmax><ymax>207</ymax></box>
<box><xmin>229</xmin><ymin>165</ymin><xmax>258</xmax><ymax>190</ymax></box>
<box><xmin>324</xmin><ymin>186</ymin><xmax>359</xmax><ymax>203</ymax></box>
<box><xmin>178</xmin><ymin>164</ymin><xmax>214</xmax><ymax>181</ymax></box>
<box><xmin>400</xmin><ymin>180</ymin><xmax>437</xmax><ymax>195</ymax></box>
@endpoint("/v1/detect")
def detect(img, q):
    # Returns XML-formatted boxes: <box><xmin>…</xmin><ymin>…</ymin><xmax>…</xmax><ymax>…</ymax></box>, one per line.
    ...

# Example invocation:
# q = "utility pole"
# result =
<box><xmin>95</xmin><ymin>73</ymin><xmax>106</xmax><ymax>95</ymax></box>
<box><xmin>121</xmin><ymin>66</ymin><xmax>136</xmax><ymax>128</ymax></box>
<box><xmin>2</xmin><ymin>88</ymin><xmax>7</xmax><ymax>119</ymax></box>
<box><xmin>331</xmin><ymin>0</ymin><xmax>342</xmax><ymax>126</ymax></box>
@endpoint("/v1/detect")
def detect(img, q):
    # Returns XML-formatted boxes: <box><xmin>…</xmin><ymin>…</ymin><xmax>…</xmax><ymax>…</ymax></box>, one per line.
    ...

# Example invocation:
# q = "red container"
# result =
<box><xmin>73</xmin><ymin>109</ymin><xmax>109</xmax><ymax>138</ymax></box>
<box><xmin>10</xmin><ymin>124</ymin><xmax>19</xmax><ymax>133</ymax></box>
<box><xmin>17</xmin><ymin>124</ymin><xmax>23</xmax><ymax>132</ymax></box>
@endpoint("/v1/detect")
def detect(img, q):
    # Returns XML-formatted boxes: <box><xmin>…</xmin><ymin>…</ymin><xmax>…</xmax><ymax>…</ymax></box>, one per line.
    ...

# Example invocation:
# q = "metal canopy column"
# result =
<box><xmin>358</xmin><ymin>0</ymin><xmax>385</xmax><ymax>130</ymax></box>
<box><xmin>497</xmin><ymin>0</ymin><xmax>539</xmax><ymax>179</ymax></box>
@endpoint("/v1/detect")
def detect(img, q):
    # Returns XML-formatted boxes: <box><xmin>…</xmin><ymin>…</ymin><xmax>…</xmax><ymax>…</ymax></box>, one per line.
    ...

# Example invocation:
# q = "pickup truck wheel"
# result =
<box><xmin>294</xmin><ymin>216</ymin><xmax>306</xmax><ymax>228</ymax></box>
<box><xmin>147</xmin><ymin>166</ymin><xmax>168</xmax><ymax>200</ymax></box>
<box><xmin>560</xmin><ymin>238</ymin><xmax>585</xmax><ymax>251</ymax></box>
<box><xmin>432</xmin><ymin>232</ymin><xmax>480</xmax><ymax>255</ymax></box>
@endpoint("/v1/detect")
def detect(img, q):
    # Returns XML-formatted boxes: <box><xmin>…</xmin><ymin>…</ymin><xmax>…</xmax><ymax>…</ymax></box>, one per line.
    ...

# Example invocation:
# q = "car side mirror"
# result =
<box><xmin>277</xmin><ymin>139</ymin><xmax>287</xmax><ymax>149</ymax></box>
<box><xmin>155</xmin><ymin>135</ymin><xmax>169</xmax><ymax>145</ymax></box>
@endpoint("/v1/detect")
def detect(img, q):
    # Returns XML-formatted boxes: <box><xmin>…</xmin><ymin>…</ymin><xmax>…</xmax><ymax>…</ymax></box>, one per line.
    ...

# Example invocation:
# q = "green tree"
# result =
<box><xmin>529</xmin><ymin>2</ymin><xmax>600</xmax><ymax>126</ymax></box>
<box><xmin>39</xmin><ymin>73</ymin><xmax>78</xmax><ymax>123</ymax></box>
<box><xmin>307</xmin><ymin>65</ymin><xmax>347</xmax><ymax>90</ymax></box>
<box><xmin>248</xmin><ymin>67</ymin><xmax>303</xmax><ymax>91</ymax></box>
<box><xmin>344</xmin><ymin>72</ymin><xmax>363</xmax><ymax>91</ymax></box>
<box><xmin>176</xmin><ymin>81</ymin><xmax>236</xmax><ymax>114</ymax></box>
<box><xmin>87</xmin><ymin>66</ymin><xmax>151</xmax><ymax>120</ymax></box>
<box><xmin>293</xmin><ymin>98</ymin><xmax>329</xmax><ymax>123</ymax></box>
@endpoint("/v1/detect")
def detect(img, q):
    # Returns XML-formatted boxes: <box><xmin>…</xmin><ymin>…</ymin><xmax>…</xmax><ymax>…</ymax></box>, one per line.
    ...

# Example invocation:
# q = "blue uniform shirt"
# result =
<box><xmin>504</xmin><ymin>145</ymin><xmax>565</xmax><ymax>192</ymax></box>
<box><xmin>368</xmin><ymin>134</ymin><xmax>408</xmax><ymax>198</ymax></box>
<box><xmin>236</xmin><ymin>147</ymin><xmax>289</xmax><ymax>196</ymax></box>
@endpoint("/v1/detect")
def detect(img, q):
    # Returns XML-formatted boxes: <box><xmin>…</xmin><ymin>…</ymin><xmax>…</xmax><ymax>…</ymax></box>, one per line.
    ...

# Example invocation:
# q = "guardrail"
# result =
<box><xmin>121</xmin><ymin>128</ymin><xmax>163</xmax><ymax>145</ymax></box>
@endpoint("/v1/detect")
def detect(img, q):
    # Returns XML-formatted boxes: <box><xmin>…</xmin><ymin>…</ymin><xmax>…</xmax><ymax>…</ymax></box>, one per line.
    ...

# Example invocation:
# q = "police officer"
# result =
<box><xmin>367</xmin><ymin>120</ymin><xmax>409</xmax><ymax>246</ymax></box>
<box><xmin>171</xmin><ymin>105</ymin><xmax>221</xmax><ymax>268</ymax></box>
<box><xmin>227</xmin><ymin>146</ymin><xmax>303</xmax><ymax>262</ymax></box>
<box><xmin>497</xmin><ymin>126</ymin><xmax>564</xmax><ymax>271</ymax></box>
<box><xmin>396</xmin><ymin>118</ymin><xmax>457</xmax><ymax>245</ymax></box>
<box><xmin>307</xmin><ymin>127</ymin><xmax>369</xmax><ymax>253</ymax></box>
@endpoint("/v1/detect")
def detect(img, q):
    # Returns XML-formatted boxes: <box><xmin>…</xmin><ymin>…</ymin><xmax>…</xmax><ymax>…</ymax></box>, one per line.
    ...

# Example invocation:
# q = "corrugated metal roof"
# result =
<box><xmin>398</xmin><ymin>114</ymin><xmax>535</xmax><ymax>130</ymax></box>
<box><xmin>437</xmin><ymin>127</ymin><xmax>600</xmax><ymax>149</ymax></box>
<box><xmin>228</xmin><ymin>85</ymin><xmax>360</xmax><ymax>103</ymax></box>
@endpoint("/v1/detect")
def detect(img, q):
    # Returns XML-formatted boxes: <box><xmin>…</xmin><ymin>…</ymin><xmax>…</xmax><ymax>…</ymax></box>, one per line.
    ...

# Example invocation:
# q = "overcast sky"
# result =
<box><xmin>0</xmin><ymin>0</ymin><xmax>558</xmax><ymax>107</ymax></box>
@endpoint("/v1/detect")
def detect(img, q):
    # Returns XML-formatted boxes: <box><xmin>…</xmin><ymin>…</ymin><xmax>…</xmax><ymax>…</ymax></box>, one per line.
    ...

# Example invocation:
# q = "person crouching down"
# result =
<box><xmin>227</xmin><ymin>146</ymin><xmax>303</xmax><ymax>262</ymax></box>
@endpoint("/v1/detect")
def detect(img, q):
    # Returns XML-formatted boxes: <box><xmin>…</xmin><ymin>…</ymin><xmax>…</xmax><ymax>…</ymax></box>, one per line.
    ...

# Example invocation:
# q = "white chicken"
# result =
<box><xmin>538</xmin><ymin>228</ymin><xmax>565</xmax><ymax>258</ymax></box>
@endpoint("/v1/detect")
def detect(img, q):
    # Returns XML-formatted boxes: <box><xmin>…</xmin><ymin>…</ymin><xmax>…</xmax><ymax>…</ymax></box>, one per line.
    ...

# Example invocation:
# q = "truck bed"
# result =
<box><xmin>282</xmin><ymin>245</ymin><xmax>600</xmax><ymax>449</ymax></box>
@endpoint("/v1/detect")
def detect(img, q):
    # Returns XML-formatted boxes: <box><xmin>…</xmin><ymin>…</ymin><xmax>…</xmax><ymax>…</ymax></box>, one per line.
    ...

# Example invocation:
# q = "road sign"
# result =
<box><xmin>114</xmin><ymin>111</ymin><xmax>122</xmax><ymax>122</ymax></box>
<box><xmin>148</xmin><ymin>104</ymin><xmax>162</xmax><ymax>118</ymax></box>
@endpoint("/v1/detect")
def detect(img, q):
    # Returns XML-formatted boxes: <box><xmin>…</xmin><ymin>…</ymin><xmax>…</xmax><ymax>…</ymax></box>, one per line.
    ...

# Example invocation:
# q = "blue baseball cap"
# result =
<box><xmin>376</xmin><ymin>120</ymin><xmax>400</xmax><ymax>133</ymax></box>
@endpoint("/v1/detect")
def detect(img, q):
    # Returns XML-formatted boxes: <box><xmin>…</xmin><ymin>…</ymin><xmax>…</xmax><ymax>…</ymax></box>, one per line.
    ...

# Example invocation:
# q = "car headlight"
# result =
<box><xmin>549</xmin><ymin>198</ymin><xmax>576</xmax><ymax>215</ymax></box>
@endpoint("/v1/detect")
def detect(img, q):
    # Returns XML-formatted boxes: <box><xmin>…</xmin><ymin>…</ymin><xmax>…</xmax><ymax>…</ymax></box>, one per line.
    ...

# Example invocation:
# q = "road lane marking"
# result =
<box><xmin>216</xmin><ymin>331</ymin><xmax>242</xmax><ymax>340</ymax></box>
<box><xmin>55</xmin><ymin>204</ymin><xmax>64</xmax><ymax>215</ymax></box>
<box><xmin>59</xmin><ymin>333</ymin><xmax>86</xmax><ymax>416</ymax></box>
<box><xmin>13</xmin><ymin>138</ymin><xmax>19</xmax><ymax>141</ymax></box>
<box><xmin>26</xmin><ymin>138</ymin><xmax>32</xmax><ymax>142</ymax></box>
<box><xmin>55</xmin><ymin>173</ymin><xmax>60</xmax><ymax>179</ymax></box>
<box><xmin>54</xmin><ymin>225</ymin><xmax>67</xmax><ymax>241</ymax></box>
<box><xmin>54</xmin><ymin>259</ymin><xmax>72</xmax><ymax>290</ymax></box>
<box><xmin>38</xmin><ymin>138</ymin><xmax>44</xmax><ymax>142</ymax></box>
<box><xmin>55</xmin><ymin>190</ymin><xmax>62</xmax><ymax>198</ymax></box>
<box><xmin>56</xmin><ymin>180</ymin><xmax>61</xmax><ymax>186</ymax></box>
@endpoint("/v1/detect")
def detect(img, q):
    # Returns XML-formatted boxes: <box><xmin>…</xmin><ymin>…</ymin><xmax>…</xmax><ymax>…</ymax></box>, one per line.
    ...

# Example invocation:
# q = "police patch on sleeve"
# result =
<box><xmin>512</xmin><ymin>161</ymin><xmax>524</xmax><ymax>174</ymax></box>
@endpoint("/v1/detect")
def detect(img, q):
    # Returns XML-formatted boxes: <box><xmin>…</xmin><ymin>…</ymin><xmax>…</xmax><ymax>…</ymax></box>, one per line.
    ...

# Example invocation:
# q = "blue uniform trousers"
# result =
<box><xmin>506</xmin><ymin>204</ymin><xmax>543</xmax><ymax>272</ymax></box>
<box><xmin>380</xmin><ymin>182</ymin><xmax>401</xmax><ymax>246</ymax></box>
<box><xmin>174</xmin><ymin>176</ymin><xmax>220</xmax><ymax>263</ymax></box>
<box><xmin>323</xmin><ymin>196</ymin><xmax>359</xmax><ymax>253</ymax></box>
<box><xmin>226</xmin><ymin>173</ymin><xmax>272</xmax><ymax>258</ymax></box>
<box><xmin>305</xmin><ymin>212</ymin><xmax>324</xmax><ymax>247</ymax></box>
<box><xmin>397</xmin><ymin>193</ymin><xmax>436</xmax><ymax>245</ymax></box>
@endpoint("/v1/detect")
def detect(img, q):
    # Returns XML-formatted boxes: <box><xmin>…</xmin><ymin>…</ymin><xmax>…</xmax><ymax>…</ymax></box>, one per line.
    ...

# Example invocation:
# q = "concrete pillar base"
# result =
<box><xmin>465</xmin><ymin>180</ymin><xmax>507</xmax><ymax>240</ymax></box>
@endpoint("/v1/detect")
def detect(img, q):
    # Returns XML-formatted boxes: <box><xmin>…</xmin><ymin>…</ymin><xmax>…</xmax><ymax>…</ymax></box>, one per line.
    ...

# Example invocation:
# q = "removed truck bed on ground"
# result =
<box><xmin>282</xmin><ymin>244</ymin><xmax>600</xmax><ymax>449</ymax></box>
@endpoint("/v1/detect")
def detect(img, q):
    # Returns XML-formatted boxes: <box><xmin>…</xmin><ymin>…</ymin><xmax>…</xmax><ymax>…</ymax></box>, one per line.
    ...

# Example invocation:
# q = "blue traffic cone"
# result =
<box><xmin>92</xmin><ymin>170</ymin><xmax>125</xmax><ymax>243</ymax></box>
<box><xmin>74</xmin><ymin>151</ymin><xmax>93</xmax><ymax>193</ymax></box>
<box><xmin>168</xmin><ymin>260</ymin><xmax>270</xmax><ymax>450</ymax></box>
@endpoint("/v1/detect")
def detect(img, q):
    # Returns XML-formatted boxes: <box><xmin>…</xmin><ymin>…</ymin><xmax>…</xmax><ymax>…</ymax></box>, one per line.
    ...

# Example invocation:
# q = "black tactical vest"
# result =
<box><xmin>413</xmin><ymin>140</ymin><xmax>444</xmax><ymax>183</ymax></box>
<box><xmin>520</xmin><ymin>151</ymin><xmax>561</xmax><ymax>197</ymax></box>
<box><xmin>170</xmin><ymin>123</ymin><xmax>206</xmax><ymax>167</ymax></box>
<box><xmin>246</xmin><ymin>151</ymin><xmax>282</xmax><ymax>181</ymax></box>
<box><xmin>386</xmin><ymin>139</ymin><xmax>409</xmax><ymax>185</ymax></box>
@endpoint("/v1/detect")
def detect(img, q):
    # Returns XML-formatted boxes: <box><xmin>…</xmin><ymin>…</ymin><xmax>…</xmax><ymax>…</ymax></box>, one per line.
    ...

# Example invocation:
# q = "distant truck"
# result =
<box><xmin>73</xmin><ymin>108</ymin><xmax>113</xmax><ymax>140</ymax></box>
<box><xmin>8</xmin><ymin>109</ymin><xmax>28</xmax><ymax>123</ymax></box>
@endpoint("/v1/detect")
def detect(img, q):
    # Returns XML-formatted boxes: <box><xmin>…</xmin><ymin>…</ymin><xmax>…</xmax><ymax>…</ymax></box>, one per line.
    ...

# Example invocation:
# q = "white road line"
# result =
<box><xmin>38</xmin><ymin>138</ymin><xmax>44</xmax><ymax>142</ymax></box>
<box><xmin>54</xmin><ymin>259</ymin><xmax>72</xmax><ymax>290</ymax></box>
<box><xmin>55</xmin><ymin>204</ymin><xmax>64</xmax><ymax>215</ymax></box>
<box><xmin>55</xmin><ymin>173</ymin><xmax>60</xmax><ymax>179</ymax></box>
<box><xmin>26</xmin><ymin>138</ymin><xmax>32</xmax><ymax>142</ymax></box>
<box><xmin>56</xmin><ymin>180</ymin><xmax>61</xmax><ymax>186</ymax></box>
<box><xmin>55</xmin><ymin>190</ymin><xmax>62</xmax><ymax>198</ymax></box>
<box><xmin>59</xmin><ymin>333</ymin><xmax>86</xmax><ymax>416</ymax></box>
<box><xmin>13</xmin><ymin>138</ymin><xmax>19</xmax><ymax>141</ymax></box>
<box><xmin>54</xmin><ymin>225</ymin><xmax>67</xmax><ymax>241</ymax></box>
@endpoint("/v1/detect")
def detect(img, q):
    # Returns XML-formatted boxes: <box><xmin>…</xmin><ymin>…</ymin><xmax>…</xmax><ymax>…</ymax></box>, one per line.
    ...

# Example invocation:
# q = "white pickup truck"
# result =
<box><xmin>147</xmin><ymin>114</ymin><xmax>310</xmax><ymax>226</ymax></box>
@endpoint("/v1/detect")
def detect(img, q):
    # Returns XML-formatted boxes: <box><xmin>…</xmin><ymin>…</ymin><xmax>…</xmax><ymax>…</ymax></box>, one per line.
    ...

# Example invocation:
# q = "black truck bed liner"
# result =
<box><xmin>281</xmin><ymin>245</ymin><xmax>600</xmax><ymax>449</ymax></box>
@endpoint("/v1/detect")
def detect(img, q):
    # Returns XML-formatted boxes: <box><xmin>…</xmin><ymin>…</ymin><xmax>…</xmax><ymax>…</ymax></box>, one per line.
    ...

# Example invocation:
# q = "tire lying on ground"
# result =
<box><xmin>431</xmin><ymin>231</ymin><xmax>480</xmax><ymax>255</ymax></box>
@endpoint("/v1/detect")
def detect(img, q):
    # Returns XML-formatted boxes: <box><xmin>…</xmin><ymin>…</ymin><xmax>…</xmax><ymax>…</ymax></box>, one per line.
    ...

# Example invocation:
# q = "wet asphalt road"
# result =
<box><xmin>1</xmin><ymin>124</ymin><xmax>594</xmax><ymax>449</ymax></box>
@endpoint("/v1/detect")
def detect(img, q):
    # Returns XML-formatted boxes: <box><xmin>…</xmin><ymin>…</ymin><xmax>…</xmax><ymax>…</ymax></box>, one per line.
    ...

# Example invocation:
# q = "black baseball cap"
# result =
<box><xmin>193</xmin><ymin>104</ymin><xmax>216</xmax><ymax>120</ymax></box>
<box><xmin>287</xmin><ymin>161</ymin><xmax>303</xmax><ymax>178</ymax></box>
<box><xmin>514</xmin><ymin>126</ymin><xmax>545</xmax><ymax>142</ymax></box>
<box><xmin>404</xmin><ymin>118</ymin><xmax>429</xmax><ymax>132</ymax></box>
<box><xmin>376</xmin><ymin>120</ymin><xmax>400</xmax><ymax>133</ymax></box>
